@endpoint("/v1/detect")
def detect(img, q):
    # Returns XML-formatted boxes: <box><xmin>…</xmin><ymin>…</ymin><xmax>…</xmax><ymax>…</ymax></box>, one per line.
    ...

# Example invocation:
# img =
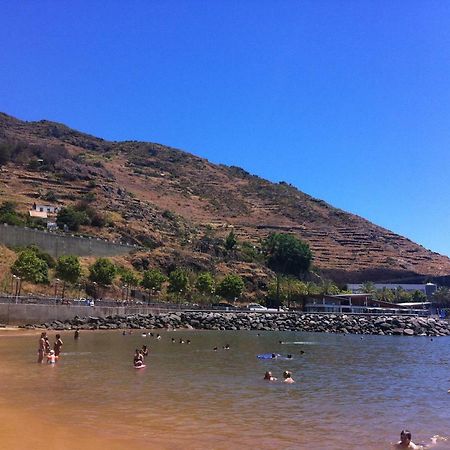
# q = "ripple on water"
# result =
<box><xmin>0</xmin><ymin>330</ymin><xmax>448</xmax><ymax>449</ymax></box>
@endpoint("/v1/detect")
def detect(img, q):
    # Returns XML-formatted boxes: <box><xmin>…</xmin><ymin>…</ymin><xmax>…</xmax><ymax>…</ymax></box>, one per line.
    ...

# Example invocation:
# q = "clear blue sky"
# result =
<box><xmin>1</xmin><ymin>1</ymin><xmax>449</xmax><ymax>257</ymax></box>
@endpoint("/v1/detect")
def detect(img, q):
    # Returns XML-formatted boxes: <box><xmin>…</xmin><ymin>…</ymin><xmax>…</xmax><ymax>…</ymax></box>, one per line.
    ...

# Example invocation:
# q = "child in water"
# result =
<box><xmin>47</xmin><ymin>350</ymin><xmax>58</xmax><ymax>364</ymax></box>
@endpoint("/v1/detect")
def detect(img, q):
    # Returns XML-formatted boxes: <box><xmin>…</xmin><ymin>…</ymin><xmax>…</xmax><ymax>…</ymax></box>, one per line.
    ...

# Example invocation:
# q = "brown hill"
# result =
<box><xmin>1</xmin><ymin>112</ymin><xmax>449</xmax><ymax>285</ymax></box>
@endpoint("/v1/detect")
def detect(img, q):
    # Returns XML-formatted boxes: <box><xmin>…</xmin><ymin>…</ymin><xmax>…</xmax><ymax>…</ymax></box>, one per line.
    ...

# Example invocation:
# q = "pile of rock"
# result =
<box><xmin>25</xmin><ymin>312</ymin><xmax>450</xmax><ymax>337</ymax></box>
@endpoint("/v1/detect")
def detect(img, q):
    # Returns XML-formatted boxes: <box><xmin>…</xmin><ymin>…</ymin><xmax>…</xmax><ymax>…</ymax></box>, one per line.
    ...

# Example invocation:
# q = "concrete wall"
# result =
<box><xmin>0</xmin><ymin>303</ymin><xmax>168</xmax><ymax>325</ymax></box>
<box><xmin>0</xmin><ymin>223</ymin><xmax>139</xmax><ymax>258</ymax></box>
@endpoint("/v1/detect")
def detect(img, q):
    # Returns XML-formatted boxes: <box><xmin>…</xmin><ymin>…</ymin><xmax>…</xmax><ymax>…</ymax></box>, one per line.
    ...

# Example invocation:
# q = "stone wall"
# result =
<box><xmin>0</xmin><ymin>224</ymin><xmax>139</xmax><ymax>258</ymax></box>
<box><xmin>0</xmin><ymin>303</ymin><xmax>169</xmax><ymax>325</ymax></box>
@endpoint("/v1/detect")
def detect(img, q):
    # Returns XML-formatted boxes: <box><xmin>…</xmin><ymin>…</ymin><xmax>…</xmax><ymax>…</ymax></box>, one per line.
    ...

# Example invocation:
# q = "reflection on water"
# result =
<box><xmin>0</xmin><ymin>330</ymin><xmax>449</xmax><ymax>449</ymax></box>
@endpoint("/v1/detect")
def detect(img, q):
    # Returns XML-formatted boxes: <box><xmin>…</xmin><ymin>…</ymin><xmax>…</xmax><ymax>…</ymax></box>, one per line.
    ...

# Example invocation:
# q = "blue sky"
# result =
<box><xmin>1</xmin><ymin>1</ymin><xmax>449</xmax><ymax>257</ymax></box>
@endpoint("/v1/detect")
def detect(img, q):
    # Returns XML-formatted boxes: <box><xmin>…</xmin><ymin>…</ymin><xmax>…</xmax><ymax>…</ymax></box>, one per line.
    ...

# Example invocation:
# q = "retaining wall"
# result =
<box><xmin>0</xmin><ymin>224</ymin><xmax>139</xmax><ymax>258</ymax></box>
<box><xmin>0</xmin><ymin>303</ymin><xmax>168</xmax><ymax>325</ymax></box>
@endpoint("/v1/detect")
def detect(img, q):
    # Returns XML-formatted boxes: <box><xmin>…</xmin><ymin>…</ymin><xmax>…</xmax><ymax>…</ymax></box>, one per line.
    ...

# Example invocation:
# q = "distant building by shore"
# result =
<box><xmin>347</xmin><ymin>282</ymin><xmax>437</xmax><ymax>298</ymax></box>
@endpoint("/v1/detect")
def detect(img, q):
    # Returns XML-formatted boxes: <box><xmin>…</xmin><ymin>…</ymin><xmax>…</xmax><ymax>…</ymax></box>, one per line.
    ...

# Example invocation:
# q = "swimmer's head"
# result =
<box><xmin>283</xmin><ymin>371</ymin><xmax>291</xmax><ymax>379</ymax></box>
<box><xmin>264</xmin><ymin>371</ymin><xmax>272</xmax><ymax>379</ymax></box>
<box><xmin>400</xmin><ymin>430</ymin><xmax>412</xmax><ymax>443</ymax></box>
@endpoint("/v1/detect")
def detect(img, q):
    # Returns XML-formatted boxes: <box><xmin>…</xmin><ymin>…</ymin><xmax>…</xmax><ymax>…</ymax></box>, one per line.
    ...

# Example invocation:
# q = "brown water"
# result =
<box><xmin>0</xmin><ymin>330</ymin><xmax>449</xmax><ymax>450</ymax></box>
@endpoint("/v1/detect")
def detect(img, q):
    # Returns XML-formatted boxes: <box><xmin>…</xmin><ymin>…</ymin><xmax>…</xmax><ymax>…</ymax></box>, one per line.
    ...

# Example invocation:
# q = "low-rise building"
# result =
<box><xmin>304</xmin><ymin>293</ymin><xmax>430</xmax><ymax>315</ymax></box>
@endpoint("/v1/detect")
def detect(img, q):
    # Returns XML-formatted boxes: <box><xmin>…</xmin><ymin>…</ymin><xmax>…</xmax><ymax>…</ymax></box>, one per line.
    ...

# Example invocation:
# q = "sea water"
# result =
<box><xmin>0</xmin><ymin>330</ymin><xmax>448</xmax><ymax>449</ymax></box>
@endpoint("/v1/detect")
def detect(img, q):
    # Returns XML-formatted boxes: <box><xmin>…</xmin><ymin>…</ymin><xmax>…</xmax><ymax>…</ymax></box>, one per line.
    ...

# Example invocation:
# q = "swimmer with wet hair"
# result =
<box><xmin>264</xmin><ymin>371</ymin><xmax>277</xmax><ymax>381</ymax></box>
<box><xmin>283</xmin><ymin>371</ymin><xmax>295</xmax><ymax>384</ymax></box>
<box><xmin>393</xmin><ymin>430</ymin><xmax>421</xmax><ymax>449</ymax></box>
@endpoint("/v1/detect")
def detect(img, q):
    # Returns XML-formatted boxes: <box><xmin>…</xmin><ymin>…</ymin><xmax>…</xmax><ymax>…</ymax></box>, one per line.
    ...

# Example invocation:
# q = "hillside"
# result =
<box><xmin>1</xmin><ymin>112</ymin><xmax>449</xmax><ymax>286</ymax></box>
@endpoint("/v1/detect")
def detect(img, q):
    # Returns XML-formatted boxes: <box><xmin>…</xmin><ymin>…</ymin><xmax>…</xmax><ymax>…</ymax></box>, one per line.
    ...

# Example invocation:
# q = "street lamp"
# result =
<box><xmin>13</xmin><ymin>275</ymin><xmax>21</xmax><ymax>304</ymax></box>
<box><xmin>54</xmin><ymin>278</ymin><xmax>60</xmax><ymax>302</ymax></box>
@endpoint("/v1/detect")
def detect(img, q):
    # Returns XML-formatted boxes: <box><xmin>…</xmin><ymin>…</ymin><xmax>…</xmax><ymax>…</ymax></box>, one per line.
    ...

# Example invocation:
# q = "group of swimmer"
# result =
<box><xmin>264</xmin><ymin>370</ymin><xmax>295</xmax><ymax>383</ymax></box>
<box><xmin>171</xmin><ymin>337</ymin><xmax>191</xmax><ymax>344</ymax></box>
<box><xmin>37</xmin><ymin>331</ymin><xmax>64</xmax><ymax>364</ymax></box>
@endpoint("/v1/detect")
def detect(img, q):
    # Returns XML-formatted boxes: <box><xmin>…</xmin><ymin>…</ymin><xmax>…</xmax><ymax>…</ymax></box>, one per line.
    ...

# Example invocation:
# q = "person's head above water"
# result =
<box><xmin>400</xmin><ymin>430</ymin><xmax>412</xmax><ymax>444</ymax></box>
<box><xmin>283</xmin><ymin>371</ymin><xmax>292</xmax><ymax>379</ymax></box>
<box><xmin>264</xmin><ymin>371</ymin><xmax>272</xmax><ymax>380</ymax></box>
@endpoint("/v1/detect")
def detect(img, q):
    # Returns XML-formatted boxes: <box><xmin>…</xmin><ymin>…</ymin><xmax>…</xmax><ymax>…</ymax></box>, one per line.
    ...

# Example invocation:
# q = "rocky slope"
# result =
<box><xmin>1</xmin><ymin>112</ymin><xmax>449</xmax><ymax>284</ymax></box>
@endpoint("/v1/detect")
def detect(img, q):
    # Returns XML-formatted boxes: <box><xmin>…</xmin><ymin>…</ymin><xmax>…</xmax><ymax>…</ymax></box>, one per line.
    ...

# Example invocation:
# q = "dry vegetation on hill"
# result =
<box><xmin>1</xmin><ymin>111</ymin><xmax>449</xmax><ymax>293</ymax></box>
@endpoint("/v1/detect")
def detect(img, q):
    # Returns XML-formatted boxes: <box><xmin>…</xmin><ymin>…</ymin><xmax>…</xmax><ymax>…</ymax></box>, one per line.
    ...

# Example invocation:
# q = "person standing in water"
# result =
<box><xmin>74</xmin><ymin>329</ymin><xmax>80</xmax><ymax>340</ymax></box>
<box><xmin>141</xmin><ymin>345</ymin><xmax>149</xmax><ymax>357</ymax></box>
<box><xmin>54</xmin><ymin>334</ymin><xmax>63</xmax><ymax>357</ymax></box>
<box><xmin>38</xmin><ymin>332</ymin><xmax>47</xmax><ymax>363</ymax></box>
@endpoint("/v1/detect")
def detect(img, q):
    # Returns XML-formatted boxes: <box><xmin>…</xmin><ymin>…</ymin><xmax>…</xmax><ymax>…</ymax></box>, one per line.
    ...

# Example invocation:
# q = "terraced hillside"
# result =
<box><xmin>1</xmin><ymin>112</ymin><xmax>449</xmax><ymax>283</ymax></box>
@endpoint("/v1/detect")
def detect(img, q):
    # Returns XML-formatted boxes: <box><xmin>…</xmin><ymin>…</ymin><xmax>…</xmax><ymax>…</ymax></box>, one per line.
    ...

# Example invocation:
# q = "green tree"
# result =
<box><xmin>319</xmin><ymin>279</ymin><xmax>340</xmax><ymax>295</ymax></box>
<box><xmin>216</xmin><ymin>274</ymin><xmax>245</xmax><ymax>301</ymax></box>
<box><xmin>361</xmin><ymin>281</ymin><xmax>377</xmax><ymax>293</ymax></box>
<box><xmin>11</xmin><ymin>249</ymin><xmax>49</xmax><ymax>284</ymax></box>
<box><xmin>0</xmin><ymin>201</ymin><xmax>24</xmax><ymax>226</ymax></box>
<box><xmin>224</xmin><ymin>230</ymin><xmax>237</xmax><ymax>251</ymax></box>
<box><xmin>55</xmin><ymin>255</ymin><xmax>82</xmax><ymax>299</ymax></box>
<box><xmin>168</xmin><ymin>269</ymin><xmax>190</xmax><ymax>301</ymax></box>
<box><xmin>56</xmin><ymin>206</ymin><xmax>89</xmax><ymax>231</ymax></box>
<box><xmin>195</xmin><ymin>272</ymin><xmax>215</xmax><ymax>296</ymax></box>
<box><xmin>376</xmin><ymin>287</ymin><xmax>395</xmax><ymax>303</ymax></box>
<box><xmin>141</xmin><ymin>268</ymin><xmax>167</xmax><ymax>292</ymax></box>
<box><xmin>264</xmin><ymin>233</ymin><xmax>312</xmax><ymax>307</ymax></box>
<box><xmin>120</xmin><ymin>269</ymin><xmax>140</xmax><ymax>302</ymax></box>
<box><xmin>89</xmin><ymin>258</ymin><xmax>117</xmax><ymax>287</ymax></box>
<box><xmin>432</xmin><ymin>287</ymin><xmax>450</xmax><ymax>307</ymax></box>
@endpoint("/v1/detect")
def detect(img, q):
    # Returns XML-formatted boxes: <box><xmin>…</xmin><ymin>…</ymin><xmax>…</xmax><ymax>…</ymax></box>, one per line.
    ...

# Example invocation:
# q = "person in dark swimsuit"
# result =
<box><xmin>38</xmin><ymin>332</ymin><xmax>47</xmax><ymax>363</ymax></box>
<box><xmin>54</xmin><ymin>334</ymin><xmax>63</xmax><ymax>357</ymax></box>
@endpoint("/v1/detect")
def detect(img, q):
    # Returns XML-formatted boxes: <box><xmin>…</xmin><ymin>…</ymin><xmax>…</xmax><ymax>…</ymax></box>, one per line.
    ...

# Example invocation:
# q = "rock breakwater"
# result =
<box><xmin>26</xmin><ymin>312</ymin><xmax>450</xmax><ymax>337</ymax></box>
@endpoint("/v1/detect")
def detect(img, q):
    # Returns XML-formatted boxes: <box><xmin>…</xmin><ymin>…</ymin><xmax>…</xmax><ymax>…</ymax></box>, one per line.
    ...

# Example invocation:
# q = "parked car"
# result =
<box><xmin>247</xmin><ymin>303</ymin><xmax>285</xmax><ymax>312</ymax></box>
<box><xmin>247</xmin><ymin>303</ymin><xmax>268</xmax><ymax>311</ymax></box>
<box><xmin>212</xmin><ymin>302</ymin><xmax>236</xmax><ymax>310</ymax></box>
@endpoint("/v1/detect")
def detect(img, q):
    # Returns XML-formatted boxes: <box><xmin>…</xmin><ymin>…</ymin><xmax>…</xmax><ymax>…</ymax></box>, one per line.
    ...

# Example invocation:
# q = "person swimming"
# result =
<box><xmin>224</xmin><ymin>344</ymin><xmax>230</xmax><ymax>350</ymax></box>
<box><xmin>286</xmin><ymin>354</ymin><xmax>293</xmax><ymax>359</ymax></box>
<box><xmin>213</xmin><ymin>347</ymin><xmax>218</xmax><ymax>351</ymax></box>
<box><xmin>271</xmin><ymin>353</ymin><xmax>278</xmax><ymax>359</ymax></box>
<box><xmin>186</xmin><ymin>339</ymin><xmax>191</xmax><ymax>344</ymax></box>
<box><xmin>134</xmin><ymin>349</ymin><xmax>144</xmax><ymax>367</ymax></box>
<box><xmin>171</xmin><ymin>338</ymin><xmax>176</xmax><ymax>343</ymax></box>
<box><xmin>283</xmin><ymin>371</ymin><xmax>295</xmax><ymax>384</ymax></box>
<box><xmin>393</xmin><ymin>430</ymin><xmax>421</xmax><ymax>449</ymax></box>
<box><xmin>179</xmin><ymin>338</ymin><xmax>185</xmax><ymax>344</ymax></box>
<box><xmin>156</xmin><ymin>334</ymin><xmax>161</xmax><ymax>340</ymax></box>
<box><xmin>263</xmin><ymin>371</ymin><xmax>277</xmax><ymax>381</ymax></box>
